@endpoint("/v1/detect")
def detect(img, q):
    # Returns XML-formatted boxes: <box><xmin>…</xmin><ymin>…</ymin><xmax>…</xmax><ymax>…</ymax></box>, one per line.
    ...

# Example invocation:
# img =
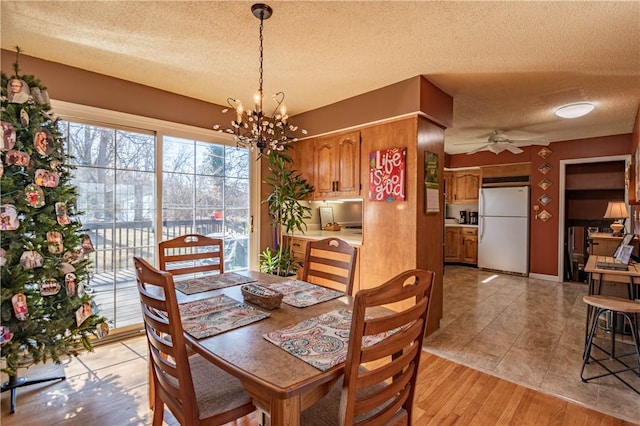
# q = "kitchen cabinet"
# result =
<box><xmin>287</xmin><ymin>139</ymin><xmax>314</xmax><ymax>193</ymax></box>
<box><xmin>444</xmin><ymin>171</ymin><xmax>454</xmax><ymax>204</ymax></box>
<box><xmin>450</xmin><ymin>170</ymin><xmax>480</xmax><ymax>204</ymax></box>
<box><xmin>461</xmin><ymin>228</ymin><xmax>478</xmax><ymax>264</ymax></box>
<box><xmin>445</xmin><ymin>227</ymin><xmax>461</xmax><ymax>261</ymax></box>
<box><xmin>445</xmin><ymin>226</ymin><xmax>477</xmax><ymax>265</ymax></box>
<box><xmin>314</xmin><ymin>131</ymin><xmax>361</xmax><ymax>199</ymax></box>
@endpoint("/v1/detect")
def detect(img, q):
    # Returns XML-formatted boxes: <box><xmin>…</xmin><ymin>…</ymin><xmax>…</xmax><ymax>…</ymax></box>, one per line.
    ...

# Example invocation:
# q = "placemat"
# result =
<box><xmin>179</xmin><ymin>294</ymin><xmax>269</xmax><ymax>339</ymax></box>
<box><xmin>263</xmin><ymin>308</ymin><xmax>397</xmax><ymax>371</ymax></box>
<box><xmin>267</xmin><ymin>280</ymin><xmax>344</xmax><ymax>308</ymax></box>
<box><xmin>174</xmin><ymin>272</ymin><xmax>257</xmax><ymax>295</ymax></box>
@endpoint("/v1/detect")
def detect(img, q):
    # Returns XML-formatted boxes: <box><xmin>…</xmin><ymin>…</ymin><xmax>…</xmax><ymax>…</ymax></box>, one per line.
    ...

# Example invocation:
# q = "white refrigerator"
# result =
<box><xmin>478</xmin><ymin>186</ymin><xmax>529</xmax><ymax>275</ymax></box>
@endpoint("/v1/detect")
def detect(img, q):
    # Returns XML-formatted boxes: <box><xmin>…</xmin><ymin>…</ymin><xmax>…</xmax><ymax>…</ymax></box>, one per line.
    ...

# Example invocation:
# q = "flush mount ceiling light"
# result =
<box><xmin>214</xmin><ymin>3</ymin><xmax>306</xmax><ymax>154</ymax></box>
<box><xmin>554</xmin><ymin>102</ymin><xmax>595</xmax><ymax>119</ymax></box>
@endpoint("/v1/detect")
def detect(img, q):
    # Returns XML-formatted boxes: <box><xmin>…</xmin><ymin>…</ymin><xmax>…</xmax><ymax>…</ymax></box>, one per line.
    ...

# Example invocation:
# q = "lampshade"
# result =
<box><xmin>603</xmin><ymin>201</ymin><xmax>629</xmax><ymax>219</ymax></box>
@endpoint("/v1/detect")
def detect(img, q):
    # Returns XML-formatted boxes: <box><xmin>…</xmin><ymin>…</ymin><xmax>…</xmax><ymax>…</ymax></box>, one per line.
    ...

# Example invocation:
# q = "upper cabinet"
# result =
<box><xmin>313</xmin><ymin>131</ymin><xmax>361</xmax><ymax>199</ymax></box>
<box><xmin>446</xmin><ymin>170</ymin><xmax>481</xmax><ymax>204</ymax></box>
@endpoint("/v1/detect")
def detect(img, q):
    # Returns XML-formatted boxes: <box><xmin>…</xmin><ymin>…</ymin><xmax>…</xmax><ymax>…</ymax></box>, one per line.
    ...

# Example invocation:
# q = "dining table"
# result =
<box><xmin>174</xmin><ymin>270</ymin><xmax>363</xmax><ymax>426</ymax></box>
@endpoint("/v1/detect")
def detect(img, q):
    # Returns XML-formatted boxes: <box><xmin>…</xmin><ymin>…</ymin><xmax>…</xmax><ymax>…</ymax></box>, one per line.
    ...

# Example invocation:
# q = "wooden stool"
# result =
<box><xmin>581</xmin><ymin>295</ymin><xmax>640</xmax><ymax>394</ymax></box>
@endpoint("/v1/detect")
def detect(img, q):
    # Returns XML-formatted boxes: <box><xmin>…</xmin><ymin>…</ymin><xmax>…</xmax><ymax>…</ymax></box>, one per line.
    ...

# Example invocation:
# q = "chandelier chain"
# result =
<box><xmin>258</xmin><ymin>16</ymin><xmax>264</xmax><ymax>110</ymax></box>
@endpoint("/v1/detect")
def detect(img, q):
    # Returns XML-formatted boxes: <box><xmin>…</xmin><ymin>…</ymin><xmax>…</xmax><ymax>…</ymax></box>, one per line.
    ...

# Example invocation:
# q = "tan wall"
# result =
<box><xmin>1</xmin><ymin>49</ymin><xmax>227</xmax><ymax>130</ymax></box>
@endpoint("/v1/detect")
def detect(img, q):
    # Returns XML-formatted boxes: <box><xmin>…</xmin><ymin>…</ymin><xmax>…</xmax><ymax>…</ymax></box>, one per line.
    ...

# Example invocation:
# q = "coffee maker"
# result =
<box><xmin>459</xmin><ymin>211</ymin><xmax>467</xmax><ymax>224</ymax></box>
<box><xmin>469</xmin><ymin>211</ymin><xmax>478</xmax><ymax>225</ymax></box>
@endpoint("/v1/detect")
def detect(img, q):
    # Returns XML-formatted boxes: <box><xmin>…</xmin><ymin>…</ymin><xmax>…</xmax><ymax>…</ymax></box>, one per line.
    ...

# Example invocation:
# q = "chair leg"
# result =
<box><xmin>152</xmin><ymin>392</ymin><xmax>164</xmax><ymax>426</ymax></box>
<box><xmin>581</xmin><ymin>307</ymin><xmax>602</xmax><ymax>377</ymax></box>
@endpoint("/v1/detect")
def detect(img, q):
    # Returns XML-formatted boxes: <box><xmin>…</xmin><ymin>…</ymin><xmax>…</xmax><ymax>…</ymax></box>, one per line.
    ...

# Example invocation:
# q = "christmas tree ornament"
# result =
<box><xmin>0</xmin><ymin>248</ymin><xmax>6</xmax><ymax>266</ymax></box>
<box><xmin>77</xmin><ymin>280</ymin><xmax>85</xmax><ymax>297</ymax></box>
<box><xmin>11</xmin><ymin>293</ymin><xmax>28</xmax><ymax>321</ymax></box>
<box><xmin>75</xmin><ymin>302</ymin><xmax>93</xmax><ymax>326</ymax></box>
<box><xmin>7</xmin><ymin>78</ymin><xmax>30</xmax><ymax>104</ymax></box>
<box><xmin>95</xmin><ymin>322</ymin><xmax>109</xmax><ymax>339</ymax></box>
<box><xmin>49</xmin><ymin>159</ymin><xmax>60</xmax><ymax>169</ymax></box>
<box><xmin>64</xmin><ymin>273</ymin><xmax>77</xmax><ymax>297</ymax></box>
<box><xmin>35</xmin><ymin>169</ymin><xmax>59</xmax><ymax>187</ymax></box>
<box><xmin>63</xmin><ymin>250</ymin><xmax>84</xmax><ymax>264</ymax></box>
<box><xmin>20</xmin><ymin>108</ymin><xmax>29</xmax><ymax>126</ymax></box>
<box><xmin>58</xmin><ymin>262</ymin><xmax>75</xmax><ymax>274</ymax></box>
<box><xmin>25</xmin><ymin>184</ymin><xmax>45</xmax><ymax>208</ymax></box>
<box><xmin>46</xmin><ymin>231</ymin><xmax>63</xmax><ymax>254</ymax></box>
<box><xmin>81</xmin><ymin>234</ymin><xmax>95</xmax><ymax>253</ymax></box>
<box><xmin>55</xmin><ymin>201</ymin><xmax>71</xmax><ymax>225</ymax></box>
<box><xmin>1</xmin><ymin>326</ymin><xmax>14</xmax><ymax>344</ymax></box>
<box><xmin>19</xmin><ymin>250</ymin><xmax>43</xmax><ymax>269</ymax></box>
<box><xmin>0</xmin><ymin>204</ymin><xmax>19</xmax><ymax>230</ymax></box>
<box><xmin>1</xmin><ymin>121</ymin><xmax>16</xmax><ymax>150</ymax></box>
<box><xmin>40</xmin><ymin>279</ymin><xmax>61</xmax><ymax>296</ymax></box>
<box><xmin>34</xmin><ymin>130</ymin><xmax>49</xmax><ymax>155</ymax></box>
<box><xmin>5</xmin><ymin>149</ymin><xmax>29</xmax><ymax>166</ymax></box>
<box><xmin>0</xmin><ymin>158</ymin><xmax>4</xmax><ymax>177</ymax></box>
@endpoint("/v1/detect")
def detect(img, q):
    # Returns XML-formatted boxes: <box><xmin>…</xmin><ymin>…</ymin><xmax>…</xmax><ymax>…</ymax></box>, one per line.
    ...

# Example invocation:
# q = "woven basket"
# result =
<box><xmin>323</xmin><ymin>224</ymin><xmax>341</xmax><ymax>231</ymax></box>
<box><xmin>241</xmin><ymin>284</ymin><xmax>283</xmax><ymax>310</ymax></box>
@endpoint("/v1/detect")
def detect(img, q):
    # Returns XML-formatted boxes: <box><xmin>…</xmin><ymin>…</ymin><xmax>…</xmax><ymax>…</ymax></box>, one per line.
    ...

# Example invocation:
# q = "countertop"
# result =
<box><xmin>445</xmin><ymin>224</ymin><xmax>478</xmax><ymax>228</ymax></box>
<box><xmin>286</xmin><ymin>229</ymin><xmax>363</xmax><ymax>246</ymax></box>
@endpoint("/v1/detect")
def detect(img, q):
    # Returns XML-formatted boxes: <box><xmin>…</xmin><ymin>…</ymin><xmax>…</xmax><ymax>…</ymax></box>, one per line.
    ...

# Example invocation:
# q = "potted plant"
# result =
<box><xmin>260</xmin><ymin>150</ymin><xmax>314</xmax><ymax>276</ymax></box>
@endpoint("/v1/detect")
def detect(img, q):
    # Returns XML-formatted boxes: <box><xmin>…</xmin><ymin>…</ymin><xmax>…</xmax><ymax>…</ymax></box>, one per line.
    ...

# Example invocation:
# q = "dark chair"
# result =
<box><xmin>133</xmin><ymin>256</ymin><xmax>255</xmax><ymax>425</ymax></box>
<box><xmin>301</xmin><ymin>237</ymin><xmax>358</xmax><ymax>295</ymax></box>
<box><xmin>159</xmin><ymin>234</ymin><xmax>224</xmax><ymax>277</ymax></box>
<box><xmin>301</xmin><ymin>268</ymin><xmax>435</xmax><ymax>425</ymax></box>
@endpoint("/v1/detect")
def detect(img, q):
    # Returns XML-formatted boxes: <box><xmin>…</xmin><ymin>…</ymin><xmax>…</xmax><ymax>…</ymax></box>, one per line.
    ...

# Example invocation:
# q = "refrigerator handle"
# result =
<box><xmin>478</xmin><ymin>189</ymin><xmax>484</xmax><ymax>241</ymax></box>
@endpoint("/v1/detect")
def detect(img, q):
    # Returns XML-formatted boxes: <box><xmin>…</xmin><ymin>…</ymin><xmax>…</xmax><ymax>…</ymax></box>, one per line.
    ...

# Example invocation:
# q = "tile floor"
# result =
<box><xmin>424</xmin><ymin>265</ymin><xmax>640</xmax><ymax>424</ymax></box>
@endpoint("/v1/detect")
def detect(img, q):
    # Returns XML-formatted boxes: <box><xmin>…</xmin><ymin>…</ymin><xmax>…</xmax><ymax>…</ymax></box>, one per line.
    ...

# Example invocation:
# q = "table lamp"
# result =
<box><xmin>603</xmin><ymin>201</ymin><xmax>628</xmax><ymax>236</ymax></box>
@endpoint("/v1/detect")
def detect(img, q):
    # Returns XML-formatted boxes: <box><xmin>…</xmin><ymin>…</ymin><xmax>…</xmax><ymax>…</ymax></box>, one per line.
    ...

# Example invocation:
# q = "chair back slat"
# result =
<box><xmin>342</xmin><ymin>269</ymin><xmax>434</xmax><ymax>426</ymax></box>
<box><xmin>159</xmin><ymin>234</ymin><xmax>224</xmax><ymax>277</ymax></box>
<box><xmin>302</xmin><ymin>238</ymin><xmax>357</xmax><ymax>295</ymax></box>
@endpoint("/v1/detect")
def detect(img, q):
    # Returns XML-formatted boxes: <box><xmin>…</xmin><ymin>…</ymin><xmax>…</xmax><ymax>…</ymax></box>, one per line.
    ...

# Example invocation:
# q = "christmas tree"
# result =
<box><xmin>0</xmin><ymin>50</ymin><xmax>106</xmax><ymax>409</ymax></box>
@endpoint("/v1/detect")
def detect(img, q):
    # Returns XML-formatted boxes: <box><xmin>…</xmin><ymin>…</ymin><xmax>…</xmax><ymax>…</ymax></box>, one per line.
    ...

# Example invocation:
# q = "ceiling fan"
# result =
<box><xmin>464</xmin><ymin>130</ymin><xmax>548</xmax><ymax>155</ymax></box>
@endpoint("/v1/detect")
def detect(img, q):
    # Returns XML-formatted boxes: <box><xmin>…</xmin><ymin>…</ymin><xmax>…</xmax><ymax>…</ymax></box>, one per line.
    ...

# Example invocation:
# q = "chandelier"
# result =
<box><xmin>214</xmin><ymin>3</ymin><xmax>305</xmax><ymax>154</ymax></box>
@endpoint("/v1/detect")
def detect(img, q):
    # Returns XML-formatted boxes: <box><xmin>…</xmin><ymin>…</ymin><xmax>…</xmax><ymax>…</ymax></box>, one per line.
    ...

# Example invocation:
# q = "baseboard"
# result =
<box><xmin>528</xmin><ymin>272</ymin><xmax>561</xmax><ymax>282</ymax></box>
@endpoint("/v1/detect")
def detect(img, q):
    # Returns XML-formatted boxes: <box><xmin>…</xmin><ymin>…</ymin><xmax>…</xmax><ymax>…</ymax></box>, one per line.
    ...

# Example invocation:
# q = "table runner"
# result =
<box><xmin>174</xmin><ymin>272</ymin><xmax>257</xmax><ymax>295</ymax></box>
<box><xmin>267</xmin><ymin>280</ymin><xmax>343</xmax><ymax>308</ymax></box>
<box><xmin>263</xmin><ymin>308</ymin><xmax>397</xmax><ymax>371</ymax></box>
<box><xmin>179</xmin><ymin>294</ymin><xmax>269</xmax><ymax>339</ymax></box>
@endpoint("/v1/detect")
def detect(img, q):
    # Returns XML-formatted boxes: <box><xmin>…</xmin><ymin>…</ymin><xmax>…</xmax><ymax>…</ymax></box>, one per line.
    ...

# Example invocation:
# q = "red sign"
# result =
<box><xmin>369</xmin><ymin>148</ymin><xmax>406</xmax><ymax>202</ymax></box>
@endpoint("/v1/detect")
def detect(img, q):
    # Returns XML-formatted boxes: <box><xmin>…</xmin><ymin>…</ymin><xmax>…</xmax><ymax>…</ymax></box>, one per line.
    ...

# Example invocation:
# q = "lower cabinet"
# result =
<box><xmin>461</xmin><ymin>228</ymin><xmax>478</xmax><ymax>264</ymax></box>
<box><xmin>444</xmin><ymin>227</ymin><xmax>461</xmax><ymax>262</ymax></box>
<box><xmin>445</xmin><ymin>227</ymin><xmax>477</xmax><ymax>265</ymax></box>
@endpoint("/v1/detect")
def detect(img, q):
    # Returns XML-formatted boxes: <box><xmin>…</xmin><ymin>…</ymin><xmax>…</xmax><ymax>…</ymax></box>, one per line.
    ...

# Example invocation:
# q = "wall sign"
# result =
<box><xmin>369</xmin><ymin>147</ymin><xmax>406</xmax><ymax>202</ymax></box>
<box><xmin>424</xmin><ymin>151</ymin><xmax>440</xmax><ymax>214</ymax></box>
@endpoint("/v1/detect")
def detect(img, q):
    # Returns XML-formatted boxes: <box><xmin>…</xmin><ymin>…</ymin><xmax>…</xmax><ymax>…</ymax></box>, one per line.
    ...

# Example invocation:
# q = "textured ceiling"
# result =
<box><xmin>1</xmin><ymin>1</ymin><xmax>639</xmax><ymax>154</ymax></box>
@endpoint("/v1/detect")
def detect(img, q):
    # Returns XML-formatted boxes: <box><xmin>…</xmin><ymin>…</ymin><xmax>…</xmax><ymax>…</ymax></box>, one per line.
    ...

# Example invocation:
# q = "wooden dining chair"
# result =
<box><xmin>133</xmin><ymin>256</ymin><xmax>255</xmax><ymax>425</ymax></box>
<box><xmin>158</xmin><ymin>234</ymin><xmax>224</xmax><ymax>277</ymax></box>
<box><xmin>301</xmin><ymin>268</ymin><xmax>435</xmax><ymax>426</ymax></box>
<box><xmin>301</xmin><ymin>237</ymin><xmax>358</xmax><ymax>295</ymax></box>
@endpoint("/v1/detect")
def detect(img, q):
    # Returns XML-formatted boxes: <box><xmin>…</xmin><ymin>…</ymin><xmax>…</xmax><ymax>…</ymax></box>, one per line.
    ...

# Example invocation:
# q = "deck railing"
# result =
<box><xmin>83</xmin><ymin>218</ymin><xmax>248</xmax><ymax>329</ymax></box>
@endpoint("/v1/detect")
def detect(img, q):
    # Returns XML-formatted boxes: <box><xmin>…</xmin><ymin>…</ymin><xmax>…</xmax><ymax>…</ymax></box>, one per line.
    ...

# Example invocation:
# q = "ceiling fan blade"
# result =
<box><xmin>504</xmin><ymin>145</ymin><xmax>524</xmax><ymax>154</ymax></box>
<box><xmin>466</xmin><ymin>144</ymin><xmax>489</xmax><ymax>155</ymax></box>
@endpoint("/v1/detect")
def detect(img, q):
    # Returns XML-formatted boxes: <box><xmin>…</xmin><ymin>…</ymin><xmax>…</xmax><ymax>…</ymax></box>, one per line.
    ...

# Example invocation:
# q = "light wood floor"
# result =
<box><xmin>0</xmin><ymin>335</ymin><xmax>635</xmax><ymax>425</ymax></box>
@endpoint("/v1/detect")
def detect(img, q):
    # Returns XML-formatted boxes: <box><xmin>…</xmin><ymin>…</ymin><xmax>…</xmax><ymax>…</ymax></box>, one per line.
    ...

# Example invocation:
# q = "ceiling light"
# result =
<box><xmin>554</xmin><ymin>102</ymin><xmax>595</xmax><ymax>119</ymax></box>
<box><xmin>214</xmin><ymin>3</ymin><xmax>305</xmax><ymax>154</ymax></box>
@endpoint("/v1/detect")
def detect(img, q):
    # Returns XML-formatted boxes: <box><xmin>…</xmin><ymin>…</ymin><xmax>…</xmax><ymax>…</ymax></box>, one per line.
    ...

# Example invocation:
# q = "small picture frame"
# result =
<box><xmin>615</xmin><ymin>244</ymin><xmax>634</xmax><ymax>265</ymax></box>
